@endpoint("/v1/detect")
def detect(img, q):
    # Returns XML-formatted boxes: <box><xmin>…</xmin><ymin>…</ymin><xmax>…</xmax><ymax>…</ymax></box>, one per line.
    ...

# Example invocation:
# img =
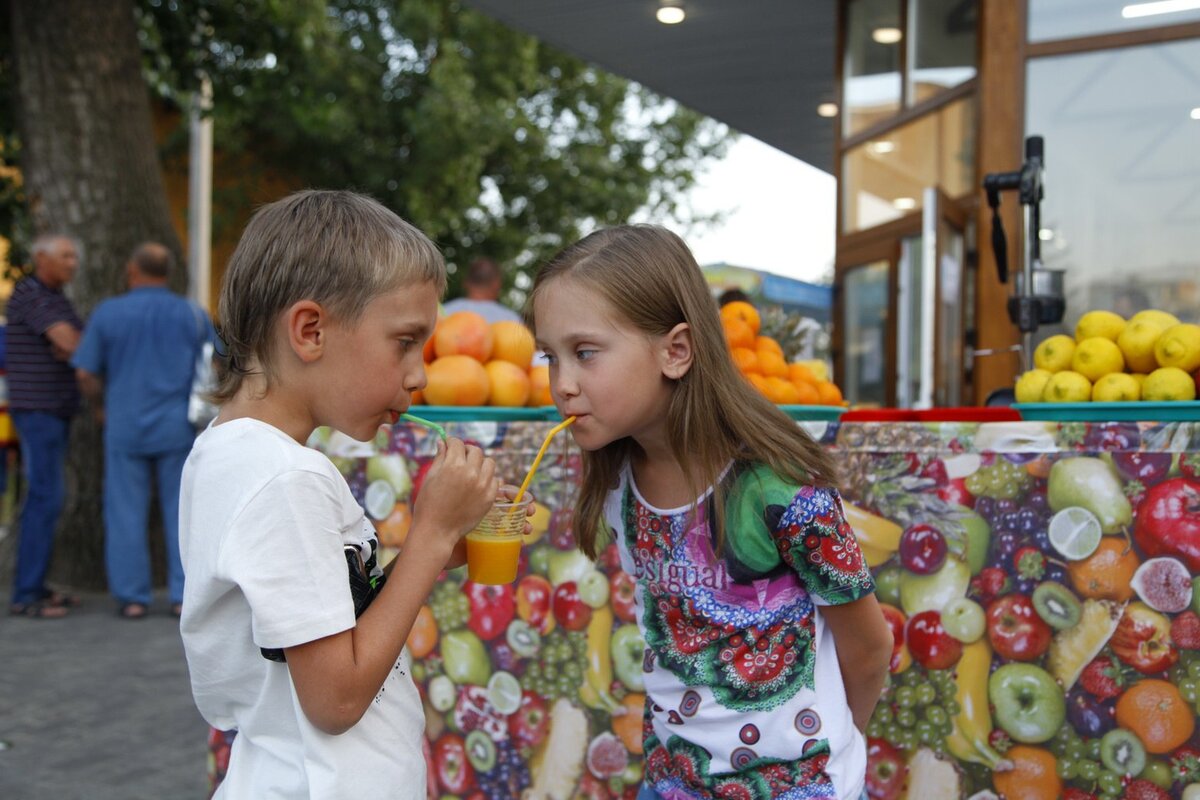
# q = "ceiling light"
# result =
<box><xmin>893</xmin><ymin>197</ymin><xmax>917</xmax><ymax>210</ymax></box>
<box><xmin>656</xmin><ymin>2</ymin><xmax>686</xmax><ymax>24</ymax></box>
<box><xmin>1122</xmin><ymin>0</ymin><xmax>1200</xmax><ymax>18</ymax></box>
<box><xmin>868</xmin><ymin>140</ymin><xmax>896</xmax><ymax>155</ymax></box>
<box><xmin>817</xmin><ymin>102</ymin><xmax>839</xmax><ymax>118</ymax></box>
<box><xmin>872</xmin><ymin>27</ymin><xmax>903</xmax><ymax>44</ymax></box>
<box><xmin>1191</xmin><ymin>107</ymin><xmax>1200</xmax><ymax>119</ymax></box>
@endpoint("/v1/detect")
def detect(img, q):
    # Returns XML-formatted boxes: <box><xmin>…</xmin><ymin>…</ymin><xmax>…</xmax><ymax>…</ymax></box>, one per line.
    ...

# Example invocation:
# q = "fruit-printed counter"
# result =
<box><xmin>205</xmin><ymin>414</ymin><xmax>1200</xmax><ymax>800</ymax></box>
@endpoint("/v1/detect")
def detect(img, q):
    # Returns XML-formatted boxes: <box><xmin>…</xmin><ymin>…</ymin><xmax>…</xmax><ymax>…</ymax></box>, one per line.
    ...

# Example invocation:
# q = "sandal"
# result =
<box><xmin>117</xmin><ymin>602</ymin><xmax>148</xmax><ymax>620</ymax></box>
<box><xmin>43</xmin><ymin>590</ymin><xmax>81</xmax><ymax>609</ymax></box>
<box><xmin>9</xmin><ymin>601</ymin><xmax>69</xmax><ymax>619</ymax></box>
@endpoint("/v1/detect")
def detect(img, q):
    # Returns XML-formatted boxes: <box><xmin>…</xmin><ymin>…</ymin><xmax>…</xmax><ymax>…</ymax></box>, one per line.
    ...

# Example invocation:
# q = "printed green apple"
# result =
<box><xmin>440</xmin><ymin>630</ymin><xmax>492</xmax><ymax>687</ymax></box>
<box><xmin>611</xmin><ymin>623</ymin><xmax>646</xmax><ymax>691</ymax></box>
<box><xmin>987</xmin><ymin>663</ymin><xmax>1065</xmax><ymax>744</ymax></box>
<box><xmin>899</xmin><ymin>556</ymin><xmax>970</xmax><ymax>616</ymax></box>
<box><xmin>941</xmin><ymin>597</ymin><xmax>986</xmax><ymax>643</ymax></box>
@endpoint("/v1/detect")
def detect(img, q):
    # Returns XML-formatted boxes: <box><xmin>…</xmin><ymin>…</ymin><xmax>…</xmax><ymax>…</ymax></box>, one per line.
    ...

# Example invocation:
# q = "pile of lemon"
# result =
<box><xmin>1016</xmin><ymin>310</ymin><xmax>1200</xmax><ymax>403</ymax></box>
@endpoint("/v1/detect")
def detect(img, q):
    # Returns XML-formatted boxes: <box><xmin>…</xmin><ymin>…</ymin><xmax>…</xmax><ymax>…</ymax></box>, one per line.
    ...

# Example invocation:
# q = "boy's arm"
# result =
<box><xmin>283</xmin><ymin>438</ymin><xmax>497</xmax><ymax>735</ymax></box>
<box><xmin>820</xmin><ymin>593</ymin><xmax>893</xmax><ymax>733</ymax></box>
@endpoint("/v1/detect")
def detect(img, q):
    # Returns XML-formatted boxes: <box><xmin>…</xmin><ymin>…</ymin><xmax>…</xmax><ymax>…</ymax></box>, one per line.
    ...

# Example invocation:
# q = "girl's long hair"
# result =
<box><xmin>527</xmin><ymin>225</ymin><xmax>839</xmax><ymax>559</ymax></box>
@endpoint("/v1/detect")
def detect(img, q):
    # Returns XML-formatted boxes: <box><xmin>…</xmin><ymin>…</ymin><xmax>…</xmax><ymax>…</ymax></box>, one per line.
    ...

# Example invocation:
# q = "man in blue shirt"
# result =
<box><xmin>6</xmin><ymin>234</ymin><xmax>84</xmax><ymax>618</ymax></box>
<box><xmin>73</xmin><ymin>242</ymin><xmax>214</xmax><ymax>619</ymax></box>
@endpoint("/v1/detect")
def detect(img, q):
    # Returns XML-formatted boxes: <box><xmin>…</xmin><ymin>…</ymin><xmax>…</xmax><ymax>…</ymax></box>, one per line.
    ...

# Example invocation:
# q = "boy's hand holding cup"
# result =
<box><xmin>409</xmin><ymin>437</ymin><xmax>498</xmax><ymax>557</ymax></box>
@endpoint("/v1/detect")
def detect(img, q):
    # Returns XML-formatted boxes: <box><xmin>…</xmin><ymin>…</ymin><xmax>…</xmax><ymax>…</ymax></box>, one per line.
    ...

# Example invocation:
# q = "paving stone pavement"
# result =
<box><xmin>0</xmin><ymin>588</ymin><xmax>210</xmax><ymax>800</ymax></box>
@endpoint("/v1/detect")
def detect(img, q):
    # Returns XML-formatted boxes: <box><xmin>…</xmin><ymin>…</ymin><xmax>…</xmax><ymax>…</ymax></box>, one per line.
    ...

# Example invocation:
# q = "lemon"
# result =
<box><xmin>1034</xmin><ymin>335</ymin><xmax>1077</xmax><ymax>373</ymax></box>
<box><xmin>1130</xmin><ymin>309</ymin><xmax>1180</xmax><ymax>329</ymax></box>
<box><xmin>1092</xmin><ymin>373</ymin><xmax>1140</xmax><ymax>402</ymax></box>
<box><xmin>1154</xmin><ymin>323</ymin><xmax>1200</xmax><ymax>372</ymax></box>
<box><xmin>1071</xmin><ymin>337</ymin><xmax>1125</xmax><ymax>382</ymax></box>
<box><xmin>1015</xmin><ymin>369</ymin><xmax>1053</xmax><ymax>403</ymax></box>
<box><xmin>1075</xmin><ymin>310</ymin><xmax>1126</xmax><ymax>342</ymax></box>
<box><xmin>1142</xmin><ymin>367</ymin><xmax>1198</xmax><ymax>402</ymax></box>
<box><xmin>1117</xmin><ymin>319</ymin><xmax>1167</xmax><ymax>373</ymax></box>
<box><xmin>364</xmin><ymin>479</ymin><xmax>397</xmax><ymax>521</ymax></box>
<box><xmin>1048</xmin><ymin>507</ymin><xmax>1102</xmax><ymax>561</ymax></box>
<box><xmin>1130</xmin><ymin>373</ymin><xmax>1148</xmax><ymax>387</ymax></box>
<box><xmin>1042</xmin><ymin>371</ymin><xmax>1093</xmax><ymax>403</ymax></box>
<box><xmin>486</xmin><ymin>670</ymin><xmax>523</xmax><ymax>715</ymax></box>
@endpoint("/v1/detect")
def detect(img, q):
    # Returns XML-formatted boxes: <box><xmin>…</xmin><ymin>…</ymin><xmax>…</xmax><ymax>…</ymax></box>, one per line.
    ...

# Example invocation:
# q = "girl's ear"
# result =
<box><xmin>284</xmin><ymin>300</ymin><xmax>326</xmax><ymax>363</ymax></box>
<box><xmin>660</xmin><ymin>322</ymin><xmax>694</xmax><ymax>380</ymax></box>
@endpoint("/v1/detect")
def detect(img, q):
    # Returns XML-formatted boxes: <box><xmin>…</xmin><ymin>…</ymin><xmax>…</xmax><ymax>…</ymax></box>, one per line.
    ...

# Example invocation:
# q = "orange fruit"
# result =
<box><xmin>1067</xmin><ymin>537</ymin><xmax>1139</xmax><ymax>601</ymax></box>
<box><xmin>731</xmin><ymin>347</ymin><xmax>760</xmax><ymax>374</ymax></box>
<box><xmin>410</xmin><ymin>388</ymin><xmax>424</xmax><ymax>405</ymax></box>
<box><xmin>722</xmin><ymin>317</ymin><xmax>755</xmax><ymax>349</ymax></box>
<box><xmin>765</xmin><ymin>377</ymin><xmax>800</xmax><ymax>404</ymax></box>
<box><xmin>788</xmin><ymin>363</ymin><xmax>817</xmax><ymax>385</ymax></box>
<box><xmin>434</xmin><ymin>311</ymin><xmax>494</xmax><ymax>362</ymax></box>
<box><xmin>993</xmin><ymin>746</ymin><xmax>1061</xmax><ymax>800</ymax></box>
<box><xmin>815</xmin><ymin>381</ymin><xmax>844</xmax><ymax>406</ymax></box>
<box><xmin>720</xmin><ymin>301</ymin><xmax>761</xmax><ymax>336</ymax></box>
<box><xmin>1116</xmin><ymin>679</ymin><xmax>1195</xmax><ymax>753</ymax></box>
<box><xmin>484</xmin><ymin>360</ymin><xmax>531</xmax><ymax>407</ymax></box>
<box><xmin>754</xmin><ymin>336</ymin><xmax>783</xmax><ymax>358</ymax></box>
<box><xmin>611</xmin><ymin>693</ymin><xmax>645</xmax><ymax>755</ymax></box>
<box><xmin>424</xmin><ymin>355</ymin><xmax>490</xmax><ymax>406</ymax></box>
<box><xmin>407</xmin><ymin>605</ymin><xmax>438</xmax><ymax>660</ymax></box>
<box><xmin>757</xmin><ymin>350</ymin><xmax>788</xmax><ymax>378</ymax></box>
<box><xmin>792</xmin><ymin>381</ymin><xmax>820</xmax><ymax>405</ymax></box>
<box><xmin>373</xmin><ymin>502</ymin><xmax>412</xmax><ymax>548</ymax></box>
<box><xmin>745</xmin><ymin>373</ymin><xmax>771</xmax><ymax>396</ymax></box>
<box><xmin>490</xmin><ymin>320</ymin><xmax>536</xmax><ymax>369</ymax></box>
<box><xmin>527</xmin><ymin>365</ymin><xmax>552</xmax><ymax>406</ymax></box>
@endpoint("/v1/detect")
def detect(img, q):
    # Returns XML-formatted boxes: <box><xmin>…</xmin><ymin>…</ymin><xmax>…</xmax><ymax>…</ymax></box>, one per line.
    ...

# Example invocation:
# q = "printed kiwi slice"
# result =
<box><xmin>1100</xmin><ymin>728</ymin><xmax>1146</xmax><ymax>776</ymax></box>
<box><xmin>1033</xmin><ymin>581</ymin><xmax>1082</xmax><ymax>630</ymax></box>
<box><xmin>465</xmin><ymin>729</ymin><xmax>497</xmax><ymax>772</ymax></box>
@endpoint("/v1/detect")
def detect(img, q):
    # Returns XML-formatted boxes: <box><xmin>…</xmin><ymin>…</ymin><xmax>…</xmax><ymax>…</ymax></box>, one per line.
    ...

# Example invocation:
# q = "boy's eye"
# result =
<box><xmin>543</xmin><ymin>352</ymin><xmax>558</xmax><ymax>366</ymax></box>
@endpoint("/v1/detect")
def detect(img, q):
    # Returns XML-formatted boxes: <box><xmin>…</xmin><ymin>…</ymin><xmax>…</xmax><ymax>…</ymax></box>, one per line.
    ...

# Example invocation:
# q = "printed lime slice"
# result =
<box><xmin>364</xmin><ymin>479</ymin><xmax>397</xmax><ymax>521</ymax></box>
<box><xmin>486</xmin><ymin>670</ymin><xmax>522</xmax><ymax>715</ymax></box>
<box><xmin>1048</xmin><ymin>506</ymin><xmax>1103</xmax><ymax>561</ymax></box>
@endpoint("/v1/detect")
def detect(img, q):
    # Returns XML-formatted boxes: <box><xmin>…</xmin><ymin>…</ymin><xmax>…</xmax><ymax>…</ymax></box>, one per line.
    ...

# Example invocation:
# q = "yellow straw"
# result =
<box><xmin>511</xmin><ymin>416</ymin><xmax>576</xmax><ymax>507</ymax></box>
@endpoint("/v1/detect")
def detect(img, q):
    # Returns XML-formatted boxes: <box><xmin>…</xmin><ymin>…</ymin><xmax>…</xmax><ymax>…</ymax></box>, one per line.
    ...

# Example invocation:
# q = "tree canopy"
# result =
<box><xmin>134</xmin><ymin>0</ymin><xmax>731</xmax><ymax>299</ymax></box>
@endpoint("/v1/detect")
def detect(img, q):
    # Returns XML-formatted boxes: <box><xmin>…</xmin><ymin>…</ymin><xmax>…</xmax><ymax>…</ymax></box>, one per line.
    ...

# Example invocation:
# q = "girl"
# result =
<box><xmin>529</xmin><ymin>225</ymin><xmax>893</xmax><ymax>800</ymax></box>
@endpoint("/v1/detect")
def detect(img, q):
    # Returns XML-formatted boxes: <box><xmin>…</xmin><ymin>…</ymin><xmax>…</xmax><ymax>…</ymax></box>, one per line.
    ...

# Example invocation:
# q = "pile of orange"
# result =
<box><xmin>720</xmin><ymin>300</ymin><xmax>843</xmax><ymax>406</ymax></box>
<box><xmin>417</xmin><ymin>312</ymin><xmax>552</xmax><ymax>407</ymax></box>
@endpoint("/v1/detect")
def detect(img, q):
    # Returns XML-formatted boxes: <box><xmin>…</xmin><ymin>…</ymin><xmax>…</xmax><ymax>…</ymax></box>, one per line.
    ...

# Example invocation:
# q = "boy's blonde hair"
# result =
<box><xmin>214</xmin><ymin>190</ymin><xmax>446</xmax><ymax>401</ymax></box>
<box><xmin>527</xmin><ymin>224</ymin><xmax>838</xmax><ymax>558</ymax></box>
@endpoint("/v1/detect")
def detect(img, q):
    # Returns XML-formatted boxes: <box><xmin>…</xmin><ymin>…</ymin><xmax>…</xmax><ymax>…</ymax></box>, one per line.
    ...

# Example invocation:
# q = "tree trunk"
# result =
<box><xmin>10</xmin><ymin>1</ymin><xmax>185</xmax><ymax>590</ymax></box>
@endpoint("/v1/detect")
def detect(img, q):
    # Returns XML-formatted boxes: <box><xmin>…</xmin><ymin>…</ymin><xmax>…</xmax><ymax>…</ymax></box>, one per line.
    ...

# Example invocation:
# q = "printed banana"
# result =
<box><xmin>843</xmin><ymin>501</ymin><xmax>903</xmax><ymax>553</ymax></box>
<box><xmin>945</xmin><ymin>639</ymin><xmax>1009</xmax><ymax>769</ymax></box>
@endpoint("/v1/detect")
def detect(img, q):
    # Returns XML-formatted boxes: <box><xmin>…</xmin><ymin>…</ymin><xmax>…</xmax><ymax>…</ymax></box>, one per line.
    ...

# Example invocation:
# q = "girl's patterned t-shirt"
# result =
<box><xmin>604</xmin><ymin>461</ymin><xmax>875</xmax><ymax>800</ymax></box>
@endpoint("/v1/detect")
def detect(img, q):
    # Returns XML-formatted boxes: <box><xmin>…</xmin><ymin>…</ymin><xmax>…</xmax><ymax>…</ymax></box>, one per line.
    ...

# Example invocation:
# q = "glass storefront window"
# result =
<box><xmin>1026</xmin><ymin>39</ymin><xmax>1200</xmax><ymax>329</ymax></box>
<box><xmin>844</xmin><ymin>0</ymin><xmax>903</xmax><ymax>137</ymax></box>
<box><xmin>1029</xmin><ymin>0</ymin><xmax>1200</xmax><ymax>43</ymax></box>
<box><xmin>841</xmin><ymin>97</ymin><xmax>975</xmax><ymax>233</ymax></box>
<box><xmin>908</xmin><ymin>0</ymin><xmax>977</xmax><ymax>104</ymax></box>
<box><xmin>842</xmin><ymin>261</ymin><xmax>890</xmax><ymax>405</ymax></box>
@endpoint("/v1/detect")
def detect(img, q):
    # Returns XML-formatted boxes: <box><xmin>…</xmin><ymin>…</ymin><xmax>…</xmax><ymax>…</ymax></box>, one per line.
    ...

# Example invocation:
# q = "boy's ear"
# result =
<box><xmin>659</xmin><ymin>322</ymin><xmax>693</xmax><ymax>380</ymax></box>
<box><xmin>284</xmin><ymin>300</ymin><xmax>326</xmax><ymax>362</ymax></box>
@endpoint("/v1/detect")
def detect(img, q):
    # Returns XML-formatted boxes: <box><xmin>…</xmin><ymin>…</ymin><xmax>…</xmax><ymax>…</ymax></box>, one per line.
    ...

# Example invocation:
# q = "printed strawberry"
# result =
<box><xmin>1013</xmin><ymin>546</ymin><xmax>1047</xmax><ymax>581</ymax></box>
<box><xmin>1179</xmin><ymin>453</ymin><xmax>1200</xmax><ymax>480</ymax></box>
<box><xmin>919</xmin><ymin>459</ymin><xmax>948</xmax><ymax>486</ymax></box>
<box><xmin>971</xmin><ymin>566</ymin><xmax>1011</xmax><ymax>604</ymax></box>
<box><xmin>1062</xmin><ymin>789</ymin><xmax>1097</xmax><ymax>800</ymax></box>
<box><xmin>987</xmin><ymin>728</ymin><xmax>1013</xmax><ymax>755</ymax></box>
<box><xmin>1122</xmin><ymin>779</ymin><xmax>1170</xmax><ymax>800</ymax></box>
<box><xmin>1171</xmin><ymin>744</ymin><xmax>1200</xmax><ymax>785</ymax></box>
<box><xmin>1170</xmin><ymin>610</ymin><xmax>1200</xmax><ymax>650</ymax></box>
<box><xmin>1079</xmin><ymin>655</ymin><xmax>1128</xmax><ymax>701</ymax></box>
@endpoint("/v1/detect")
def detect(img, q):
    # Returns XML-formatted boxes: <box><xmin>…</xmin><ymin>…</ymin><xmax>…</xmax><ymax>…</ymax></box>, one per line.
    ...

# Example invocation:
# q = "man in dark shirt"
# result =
<box><xmin>6</xmin><ymin>234</ymin><xmax>84</xmax><ymax>618</ymax></box>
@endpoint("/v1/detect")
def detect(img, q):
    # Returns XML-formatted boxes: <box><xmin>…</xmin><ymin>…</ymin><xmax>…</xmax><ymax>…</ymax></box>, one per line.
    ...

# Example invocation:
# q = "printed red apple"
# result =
<box><xmin>866</xmin><ymin>737</ymin><xmax>906</xmax><ymax>800</ymax></box>
<box><xmin>905</xmin><ymin>610</ymin><xmax>963</xmax><ymax>670</ymax></box>
<box><xmin>507</xmin><ymin>690</ymin><xmax>550</xmax><ymax>749</ymax></box>
<box><xmin>878</xmin><ymin>603</ymin><xmax>907</xmax><ymax>671</ymax></box>
<box><xmin>552</xmin><ymin>581</ymin><xmax>592</xmax><ymax>631</ymax></box>
<box><xmin>986</xmin><ymin>594</ymin><xmax>1051</xmax><ymax>661</ymax></box>
<box><xmin>1111</xmin><ymin>602</ymin><xmax>1178</xmax><ymax>675</ymax></box>
<box><xmin>516</xmin><ymin>574</ymin><xmax>554</xmax><ymax>633</ymax></box>
<box><xmin>433</xmin><ymin>732</ymin><xmax>475</xmax><ymax>795</ymax></box>
<box><xmin>463</xmin><ymin>581</ymin><xmax>515</xmax><ymax>641</ymax></box>
<box><xmin>609</xmin><ymin>570</ymin><xmax>637</xmax><ymax>623</ymax></box>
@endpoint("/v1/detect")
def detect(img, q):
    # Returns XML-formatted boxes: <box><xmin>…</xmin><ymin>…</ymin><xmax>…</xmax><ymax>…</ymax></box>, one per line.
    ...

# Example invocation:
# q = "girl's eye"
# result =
<box><xmin>576</xmin><ymin>349</ymin><xmax>597</xmax><ymax>362</ymax></box>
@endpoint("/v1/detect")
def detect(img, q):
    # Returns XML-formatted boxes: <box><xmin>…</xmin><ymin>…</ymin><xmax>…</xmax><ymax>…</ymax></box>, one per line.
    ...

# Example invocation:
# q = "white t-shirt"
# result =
<box><xmin>605</xmin><ymin>461</ymin><xmax>872</xmax><ymax>800</ymax></box>
<box><xmin>179</xmin><ymin>419</ymin><xmax>425</xmax><ymax>799</ymax></box>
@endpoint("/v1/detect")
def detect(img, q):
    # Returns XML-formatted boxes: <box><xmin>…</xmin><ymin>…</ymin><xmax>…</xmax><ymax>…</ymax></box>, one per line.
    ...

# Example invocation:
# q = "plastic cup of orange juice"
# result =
<box><xmin>465</xmin><ymin>496</ymin><xmax>532</xmax><ymax>585</ymax></box>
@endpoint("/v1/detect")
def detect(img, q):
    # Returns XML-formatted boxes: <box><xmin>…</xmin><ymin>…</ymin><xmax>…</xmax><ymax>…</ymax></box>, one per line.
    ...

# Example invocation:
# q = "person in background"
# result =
<box><xmin>530</xmin><ymin>225</ymin><xmax>892</xmax><ymax>800</ymax></box>
<box><xmin>717</xmin><ymin>287</ymin><xmax>752</xmax><ymax>308</ymax></box>
<box><xmin>442</xmin><ymin>256</ymin><xmax>523</xmax><ymax>324</ymax></box>
<box><xmin>6</xmin><ymin>234</ymin><xmax>84</xmax><ymax>619</ymax></box>
<box><xmin>72</xmin><ymin>242</ymin><xmax>214</xmax><ymax>619</ymax></box>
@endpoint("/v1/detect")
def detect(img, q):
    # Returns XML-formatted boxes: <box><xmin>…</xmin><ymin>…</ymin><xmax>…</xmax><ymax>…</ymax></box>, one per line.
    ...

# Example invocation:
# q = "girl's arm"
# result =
<box><xmin>283</xmin><ymin>438</ymin><xmax>498</xmax><ymax>735</ymax></box>
<box><xmin>820</xmin><ymin>593</ymin><xmax>893</xmax><ymax>733</ymax></box>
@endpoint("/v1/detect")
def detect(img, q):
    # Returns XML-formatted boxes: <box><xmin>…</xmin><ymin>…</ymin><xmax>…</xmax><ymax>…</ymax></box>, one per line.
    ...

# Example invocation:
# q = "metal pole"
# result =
<box><xmin>1021</xmin><ymin>204</ymin><xmax>1034</xmax><ymax>372</ymax></box>
<box><xmin>187</xmin><ymin>74</ymin><xmax>213</xmax><ymax>309</ymax></box>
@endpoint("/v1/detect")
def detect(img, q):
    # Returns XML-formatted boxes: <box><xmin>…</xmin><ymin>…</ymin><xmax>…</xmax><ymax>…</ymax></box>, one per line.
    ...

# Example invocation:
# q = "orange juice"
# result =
<box><xmin>465</xmin><ymin>532</ymin><xmax>522</xmax><ymax>584</ymax></box>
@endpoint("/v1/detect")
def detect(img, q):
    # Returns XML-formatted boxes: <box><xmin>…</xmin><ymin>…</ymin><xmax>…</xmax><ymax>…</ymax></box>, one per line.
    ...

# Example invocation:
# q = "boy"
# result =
<box><xmin>179</xmin><ymin>190</ymin><xmax>499</xmax><ymax>797</ymax></box>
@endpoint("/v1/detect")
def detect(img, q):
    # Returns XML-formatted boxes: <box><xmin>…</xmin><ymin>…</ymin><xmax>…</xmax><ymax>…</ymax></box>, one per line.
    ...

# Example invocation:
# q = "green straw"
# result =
<box><xmin>400</xmin><ymin>412</ymin><xmax>447</xmax><ymax>441</ymax></box>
